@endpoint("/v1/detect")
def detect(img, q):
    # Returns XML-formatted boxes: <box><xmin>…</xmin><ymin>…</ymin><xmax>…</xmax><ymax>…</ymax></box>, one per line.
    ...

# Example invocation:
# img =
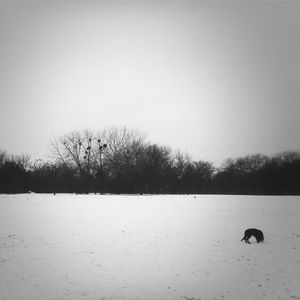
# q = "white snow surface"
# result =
<box><xmin>0</xmin><ymin>194</ymin><xmax>300</xmax><ymax>300</ymax></box>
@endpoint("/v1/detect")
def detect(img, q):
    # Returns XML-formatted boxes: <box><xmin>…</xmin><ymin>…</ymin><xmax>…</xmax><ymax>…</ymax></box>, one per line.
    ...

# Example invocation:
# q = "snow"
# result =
<box><xmin>0</xmin><ymin>194</ymin><xmax>300</xmax><ymax>300</ymax></box>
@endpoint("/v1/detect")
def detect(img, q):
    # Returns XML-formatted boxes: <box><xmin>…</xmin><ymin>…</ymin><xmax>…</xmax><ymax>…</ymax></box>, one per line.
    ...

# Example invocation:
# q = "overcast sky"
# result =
<box><xmin>0</xmin><ymin>1</ymin><xmax>299</xmax><ymax>165</ymax></box>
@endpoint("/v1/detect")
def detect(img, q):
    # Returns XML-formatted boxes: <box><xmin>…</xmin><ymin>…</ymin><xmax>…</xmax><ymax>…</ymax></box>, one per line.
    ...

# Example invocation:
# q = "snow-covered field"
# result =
<box><xmin>0</xmin><ymin>194</ymin><xmax>299</xmax><ymax>300</ymax></box>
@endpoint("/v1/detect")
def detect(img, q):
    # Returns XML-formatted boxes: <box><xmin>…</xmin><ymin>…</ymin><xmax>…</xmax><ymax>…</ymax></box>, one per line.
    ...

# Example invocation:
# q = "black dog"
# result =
<box><xmin>241</xmin><ymin>228</ymin><xmax>264</xmax><ymax>243</ymax></box>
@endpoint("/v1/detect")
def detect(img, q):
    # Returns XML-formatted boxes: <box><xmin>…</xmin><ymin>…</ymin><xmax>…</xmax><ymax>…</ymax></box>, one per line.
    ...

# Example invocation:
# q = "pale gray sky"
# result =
<box><xmin>0</xmin><ymin>1</ymin><xmax>299</xmax><ymax>165</ymax></box>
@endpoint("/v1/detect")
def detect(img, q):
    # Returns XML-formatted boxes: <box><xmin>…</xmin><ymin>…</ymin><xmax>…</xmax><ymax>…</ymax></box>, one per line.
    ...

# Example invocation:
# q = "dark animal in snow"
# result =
<box><xmin>241</xmin><ymin>228</ymin><xmax>264</xmax><ymax>243</ymax></box>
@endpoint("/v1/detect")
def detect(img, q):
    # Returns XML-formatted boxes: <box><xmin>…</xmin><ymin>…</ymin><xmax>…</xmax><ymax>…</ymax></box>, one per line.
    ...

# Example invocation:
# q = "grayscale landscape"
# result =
<box><xmin>0</xmin><ymin>1</ymin><xmax>299</xmax><ymax>299</ymax></box>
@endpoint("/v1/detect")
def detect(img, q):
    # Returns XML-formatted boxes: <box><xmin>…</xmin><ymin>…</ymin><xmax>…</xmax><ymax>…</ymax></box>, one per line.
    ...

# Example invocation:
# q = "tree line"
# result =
<box><xmin>0</xmin><ymin>127</ymin><xmax>299</xmax><ymax>195</ymax></box>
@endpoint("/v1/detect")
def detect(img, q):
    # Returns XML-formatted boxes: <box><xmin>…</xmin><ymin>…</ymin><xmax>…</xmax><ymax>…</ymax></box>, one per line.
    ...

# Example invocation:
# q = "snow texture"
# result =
<box><xmin>0</xmin><ymin>194</ymin><xmax>300</xmax><ymax>300</ymax></box>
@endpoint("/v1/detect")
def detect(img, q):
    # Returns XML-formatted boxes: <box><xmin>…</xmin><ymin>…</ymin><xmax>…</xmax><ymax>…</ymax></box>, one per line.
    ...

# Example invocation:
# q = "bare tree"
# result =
<box><xmin>13</xmin><ymin>154</ymin><xmax>31</xmax><ymax>170</ymax></box>
<box><xmin>50</xmin><ymin>129</ymin><xmax>98</xmax><ymax>176</ymax></box>
<box><xmin>0</xmin><ymin>150</ymin><xmax>7</xmax><ymax>168</ymax></box>
<box><xmin>50</xmin><ymin>127</ymin><xmax>147</xmax><ymax>176</ymax></box>
<box><xmin>173</xmin><ymin>150</ymin><xmax>192</xmax><ymax>180</ymax></box>
<box><xmin>220</xmin><ymin>154</ymin><xmax>268</xmax><ymax>175</ymax></box>
<box><xmin>97</xmin><ymin>127</ymin><xmax>147</xmax><ymax>157</ymax></box>
<box><xmin>0</xmin><ymin>151</ymin><xmax>31</xmax><ymax>170</ymax></box>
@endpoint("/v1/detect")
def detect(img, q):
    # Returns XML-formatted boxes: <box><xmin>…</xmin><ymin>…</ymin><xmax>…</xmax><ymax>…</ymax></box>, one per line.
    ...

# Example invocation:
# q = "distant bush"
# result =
<box><xmin>0</xmin><ymin>152</ymin><xmax>30</xmax><ymax>193</ymax></box>
<box><xmin>212</xmin><ymin>152</ymin><xmax>300</xmax><ymax>195</ymax></box>
<box><xmin>1</xmin><ymin>129</ymin><xmax>299</xmax><ymax>195</ymax></box>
